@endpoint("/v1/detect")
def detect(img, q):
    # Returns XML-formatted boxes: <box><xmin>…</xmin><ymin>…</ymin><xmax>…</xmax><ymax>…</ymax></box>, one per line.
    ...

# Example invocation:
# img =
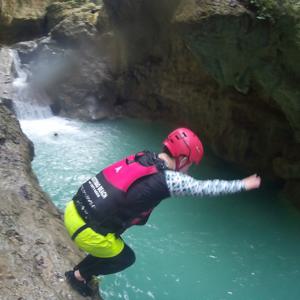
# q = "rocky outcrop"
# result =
<box><xmin>0</xmin><ymin>104</ymin><xmax>101</xmax><ymax>298</ymax></box>
<box><xmin>100</xmin><ymin>0</ymin><xmax>300</xmax><ymax>206</ymax></box>
<box><xmin>0</xmin><ymin>0</ymin><xmax>56</xmax><ymax>43</ymax></box>
<box><xmin>0</xmin><ymin>32</ymin><xmax>102</xmax><ymax>300</ymax></box>
<box><xmin>0</xmin><ymin>47</ymin><xmax>13</xmax><ymax>107</ymax></box>
<box><xmin>10</xmin><ymin>1</ymin><xmax>114</xmax><ymax>121</ymax></box>
<box><xmin>174</xmin><ymin>0</ymin><xmax>300</xmax><ymax>138</ymax></box>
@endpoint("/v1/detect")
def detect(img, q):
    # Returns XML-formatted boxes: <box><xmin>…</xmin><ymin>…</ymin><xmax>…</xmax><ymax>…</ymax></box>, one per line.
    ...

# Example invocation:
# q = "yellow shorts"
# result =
<box><xmin>64</xmin><ymin>201</ymin><xmax>124</xmax><ymax>258</ymax></box>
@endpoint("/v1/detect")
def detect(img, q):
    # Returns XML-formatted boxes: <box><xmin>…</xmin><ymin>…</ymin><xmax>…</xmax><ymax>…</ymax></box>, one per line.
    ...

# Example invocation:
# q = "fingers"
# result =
<box><xmin>243</xmin><ymin>174</ymin><xmax>261</xmax><ymax>190</ymax></box>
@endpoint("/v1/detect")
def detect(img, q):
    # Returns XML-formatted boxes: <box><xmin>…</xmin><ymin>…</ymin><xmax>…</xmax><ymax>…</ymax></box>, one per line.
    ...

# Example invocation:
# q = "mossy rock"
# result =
<box><xmin>0</xmin><ymin>0</ymin><xmax>54</xmax><ymax>43</ymax></box>
<box><xmin>173</xmin><ymin>0</ymin><xmax>300</xmax><ymax>141</ymax></box>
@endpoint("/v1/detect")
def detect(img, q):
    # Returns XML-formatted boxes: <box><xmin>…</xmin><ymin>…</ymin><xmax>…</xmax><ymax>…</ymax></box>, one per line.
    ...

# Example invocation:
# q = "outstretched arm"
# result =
<box><xmin>165</xmin><ymin>170</ymin><xmax>261</xmax><ymax>197</ymax></box>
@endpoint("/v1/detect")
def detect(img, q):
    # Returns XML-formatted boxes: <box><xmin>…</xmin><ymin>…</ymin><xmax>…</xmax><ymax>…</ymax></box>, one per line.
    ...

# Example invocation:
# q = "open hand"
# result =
<box><xmin>243</xmin><ymin>174</ymin><xmax>261</xmax><ymax>190</ymax></box>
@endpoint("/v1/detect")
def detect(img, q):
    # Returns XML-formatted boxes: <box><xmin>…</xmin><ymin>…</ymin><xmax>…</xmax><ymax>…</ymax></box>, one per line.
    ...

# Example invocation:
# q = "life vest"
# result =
<box><xmin>73</xmin><ymin>151</ymin><xmax>166</xmax><ymax>235</ymax></box>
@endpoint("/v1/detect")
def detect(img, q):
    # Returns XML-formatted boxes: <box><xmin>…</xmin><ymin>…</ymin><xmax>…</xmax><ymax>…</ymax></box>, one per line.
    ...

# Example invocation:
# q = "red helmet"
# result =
<box><xmin>163</xmin><ymin>128</ymin><xmax>204</xmax><ymax>167</ymax></box>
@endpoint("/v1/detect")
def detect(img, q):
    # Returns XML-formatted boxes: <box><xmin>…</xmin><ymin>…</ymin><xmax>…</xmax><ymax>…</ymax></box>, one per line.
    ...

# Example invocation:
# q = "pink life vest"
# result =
<box><xmin>102</xmin><ymin>153</ymin><xmax>158</xmax><ymax>192</ymax></box>
<box><xmin>73</xmin><ymin>151</ymin><xmax>165</xmax><ymax>235</ymax></box>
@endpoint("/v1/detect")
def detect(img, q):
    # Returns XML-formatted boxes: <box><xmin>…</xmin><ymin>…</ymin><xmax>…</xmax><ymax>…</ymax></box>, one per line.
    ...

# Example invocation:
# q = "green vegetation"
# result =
<box><xmin>247</xmin><ymin>0</ymin><xmax>300</xmax><ymax>20</ymax></box>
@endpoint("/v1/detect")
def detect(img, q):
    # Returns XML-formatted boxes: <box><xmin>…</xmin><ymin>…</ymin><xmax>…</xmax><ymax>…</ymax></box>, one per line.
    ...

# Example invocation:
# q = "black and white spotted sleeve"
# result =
<box><xmin>164</xmin><ymin>170</ymin><xmax>245</xmax><ymax>197</ymax></box>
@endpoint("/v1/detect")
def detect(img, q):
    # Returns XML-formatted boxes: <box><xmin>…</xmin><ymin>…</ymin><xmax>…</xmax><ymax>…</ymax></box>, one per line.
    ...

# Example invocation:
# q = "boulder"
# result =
<box><xmin>0</xmin><ymin>0</ymin><xmax>55</xmax><ymax>43</ymax></box>
<box><xmin>32</xmin><ymin>1</ymin><xmax>115</xmax><ymax>120</ymax></box>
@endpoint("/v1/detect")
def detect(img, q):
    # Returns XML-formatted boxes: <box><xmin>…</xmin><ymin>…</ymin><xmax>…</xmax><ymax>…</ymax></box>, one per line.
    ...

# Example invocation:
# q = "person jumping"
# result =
<box><xmin>64</xmin><ymin>127</ymin><xmax>261</xmax><ymax>296</ymax></box>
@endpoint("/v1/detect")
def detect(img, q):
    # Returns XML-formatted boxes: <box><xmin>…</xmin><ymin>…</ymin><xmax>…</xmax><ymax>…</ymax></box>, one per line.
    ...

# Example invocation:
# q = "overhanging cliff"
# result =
<box><xmin>101</xmin><ymin>0</ymin><xmax>300</xmax><ymax>206</ymax></box>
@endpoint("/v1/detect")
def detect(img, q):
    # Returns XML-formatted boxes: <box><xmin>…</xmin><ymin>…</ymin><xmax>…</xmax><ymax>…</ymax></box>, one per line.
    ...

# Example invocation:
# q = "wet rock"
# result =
<box><xmin>0</xmin><ymin>104</ymin><xmax>103</xmax><ymax>299</ymax></box>
<box><xmin>0</xmin><ymin>98</ymin><xmax>15</xmax><ymax>114</ymax></box>
<box><xmin>281</xmin><ymin>180</ymin><xmax>300</xmax><ymax>210</ymax></box>
<box><xmin>13</xmin><ymin>40</ymin><xmax>39</xmax><ymax>63</ymax></box>
<box><xmin>7</xmin><ymin>1</ymin><xmax>113</xmax><ymax>121</ymax></box>
<box><xmin>173</xmin><ymin>0</ymin><xmax>300</xmax><ymax>141</ymax></box>
<box><xmin>0</xmin><ymin>48</ymin><xmax>14</xmax><ymax>102</ymax></box>
<box><xmin>0</xmin><ymin>0</ymin><xmax>55</xmax><ymax>44</ymax></box>
<box><xmin>19</xmin><ymin>185</ymin><xmax>31</xmax><ymax>200</ymax></box>
<box><xmin>44</xmin><ymin>2</ymin><xmax>115</xmax><ymax>121</ymax></box>
<box><xmin>273</xmin><ymin>157</ymin><xmax>300</xmax><ymax>180</ymax></box>
<box><xmin>100</xmin><ymin>0</ymin><xmax>300</xmax><ymax>206</ymax></box>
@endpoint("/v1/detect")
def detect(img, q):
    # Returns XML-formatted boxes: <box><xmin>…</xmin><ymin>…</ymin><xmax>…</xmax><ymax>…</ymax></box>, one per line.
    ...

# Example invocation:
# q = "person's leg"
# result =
<box><xmin>64</xmin><ymin>202</ymin><xmax>134</xmax><ymax>296</ymax></box>
<box><xmin>74</xmin><ymin>243</ymin><xmax>136</xmax><ymax>282</ymax></box>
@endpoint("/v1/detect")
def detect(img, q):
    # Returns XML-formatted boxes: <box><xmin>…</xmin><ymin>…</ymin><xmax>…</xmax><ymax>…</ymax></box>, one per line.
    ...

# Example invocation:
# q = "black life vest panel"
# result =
<box><xmin>73</xmin><ymin>151</ymin><xmax>167</xmax><ymax>235</ymax></box>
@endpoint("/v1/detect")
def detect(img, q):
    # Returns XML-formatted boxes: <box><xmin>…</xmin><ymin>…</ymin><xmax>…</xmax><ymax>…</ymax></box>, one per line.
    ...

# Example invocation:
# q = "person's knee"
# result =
<box><xmin>128</xmin><ymin>248</ymin><xmax>136</xmax><ymax>266</ymax></box>
<box><xmin>122</xmin><ymin>244</ymin><xmax>136</xmax><ymax>267</ymax></box>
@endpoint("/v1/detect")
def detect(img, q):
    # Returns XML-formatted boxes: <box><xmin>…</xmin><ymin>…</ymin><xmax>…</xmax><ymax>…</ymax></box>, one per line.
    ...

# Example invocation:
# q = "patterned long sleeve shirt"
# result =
<box><xmin>164</xmin><ymin>170</ymin><xmax>245</xmax><ymax>197</ymax></box>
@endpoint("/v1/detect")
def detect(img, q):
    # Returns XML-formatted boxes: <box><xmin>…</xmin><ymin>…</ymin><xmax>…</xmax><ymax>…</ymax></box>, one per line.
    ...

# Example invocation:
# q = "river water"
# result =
<box><xmin>20</xmin><ymin>117</ymin><xmax>300</xmax><ymax>300</ymax></box>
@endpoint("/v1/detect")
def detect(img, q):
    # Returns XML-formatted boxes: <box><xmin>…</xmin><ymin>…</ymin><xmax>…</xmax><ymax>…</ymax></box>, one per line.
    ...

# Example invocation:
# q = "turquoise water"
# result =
<box><xmin>21</xmin><ymin>117</ymin><xmax>300</xmax><ymax>300</ymax></box>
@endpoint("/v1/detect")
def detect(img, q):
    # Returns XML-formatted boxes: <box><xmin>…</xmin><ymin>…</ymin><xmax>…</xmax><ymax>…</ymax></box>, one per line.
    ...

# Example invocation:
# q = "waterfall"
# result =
<box><xmin>10</xmin><ymin>49</ymin><xmax>53</xmax><ymax>120</ymax></box>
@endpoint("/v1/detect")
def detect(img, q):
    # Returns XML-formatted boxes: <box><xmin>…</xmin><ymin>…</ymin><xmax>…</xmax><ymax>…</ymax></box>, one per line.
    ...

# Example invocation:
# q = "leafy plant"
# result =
<box><xmin>247</xmin><ymin>0</ymin><xmax>300</xmax><ymax>20</ymax></box>
<box><xmin>249</xmin><ymin>0</ymin><xmax>277</xmax><ymax>19</ymax></box>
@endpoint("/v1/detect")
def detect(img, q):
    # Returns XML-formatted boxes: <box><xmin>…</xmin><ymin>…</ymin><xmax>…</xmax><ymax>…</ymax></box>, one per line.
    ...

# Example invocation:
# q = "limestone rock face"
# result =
<box><xmin>29</xmin><ymin>1</ymin><xmax>114</xmax><ymax>120</ymax></box>
<box><xmin>174</xmin><ymin>0</ymin><xmax>300</xmax><ymax>140</ymax></box>
<box><xmin>101</xmin><ymin>0</ymin><xmax>300</xmax><ymax>206</ymax></box>
<box><xmin>0</xmin><ymin>104</ymin><xmax>104</xmax><ymax>299</ymax></box>
<box><xmin>0</xmin><ymin>0</ymin><xmax>55</xmax><ymax>43</ymax></box>
<box><xmin>3</xmin><ymin>0</ymin><xmax>113</xmax><ymax>121</ymax></box>
<box><xmin>0</xmin><ymin>47</ymin><xmax>14</xmax><ymax>105</ymax></box>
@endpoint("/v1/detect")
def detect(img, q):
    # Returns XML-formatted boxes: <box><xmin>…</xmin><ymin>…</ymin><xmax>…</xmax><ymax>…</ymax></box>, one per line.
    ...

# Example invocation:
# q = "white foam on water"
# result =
<box><xmin>10</xmin><ymin>49</ymin><xmax>53</xmax><ymax>120</ymax></box>
<box><xmin>13</xmin><ymin>76</ymin><xmax>27</xmax><ymax>88</ymax></box>
<box><xmin>20</xmin><ymin>116</ymin><xmax>80</xmax><ymax>138</ymax></box>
